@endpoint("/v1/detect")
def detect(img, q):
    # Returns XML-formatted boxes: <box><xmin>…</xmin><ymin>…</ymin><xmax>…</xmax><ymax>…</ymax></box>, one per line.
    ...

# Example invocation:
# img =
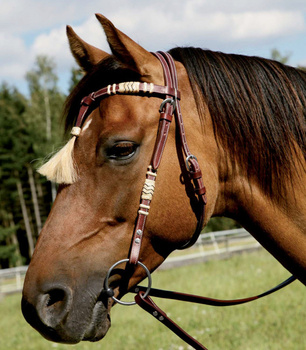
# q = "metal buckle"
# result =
<box><xmin>104</xmin><ymin>259</ymin><xmax>152</xmax><ymax>306</ymax></box>
<box><xmin>159</xmin><ymin>98</ymin><xmax>176</xmax><ymax>113</ymax></box>
<box><xmin>185</xmin><ymin>154</ymin><xmax>198</xmax><ymax>172</ymax></box>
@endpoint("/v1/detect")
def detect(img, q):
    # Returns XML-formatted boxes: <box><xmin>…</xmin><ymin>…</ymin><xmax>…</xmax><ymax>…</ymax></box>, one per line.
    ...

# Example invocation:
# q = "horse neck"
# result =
<box><xmin>176</xmin><ymin>58</ymin><xmax>306</xmax><ymax>285</ymax></box>
<box><xmin>213</xmin><ymin>157</ymin><xmax>306</xmax><ymax>284</ymax></box>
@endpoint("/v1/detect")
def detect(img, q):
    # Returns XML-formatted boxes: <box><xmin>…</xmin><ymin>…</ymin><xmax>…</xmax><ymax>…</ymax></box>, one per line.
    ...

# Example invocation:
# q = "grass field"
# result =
<box><xmin>0</xmin><ymin>250</ymin><xmax>305</xmax><ymax>350</ymax></box>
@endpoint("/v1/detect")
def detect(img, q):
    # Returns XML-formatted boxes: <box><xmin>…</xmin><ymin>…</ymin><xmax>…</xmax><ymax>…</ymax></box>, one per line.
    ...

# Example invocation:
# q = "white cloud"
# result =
<box><xmin>0</xmin><ymin>0</ymin><xmax>305</xmax><ymax>94</ymax></box>
<box><xmin>229</xmin><ymin>11</ymin><xmax>305</xmax><ymax>40</ymax></box>
<box><xmin>0</xmin><ymin>33</ymin><xmax>31</xmax><ymax>80</ymax></box>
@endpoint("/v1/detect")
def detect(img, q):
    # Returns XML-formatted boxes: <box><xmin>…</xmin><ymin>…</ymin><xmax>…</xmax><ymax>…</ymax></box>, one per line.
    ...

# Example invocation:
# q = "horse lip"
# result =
<box><xmin>82</xmin><ymin>292</ymin><xmax>113</xmax><ymax>341</ymax></box>
<box><xmin>82</xmin><ymin>301</ymin><xmax>111</xmax><ymax>341</ymax></box>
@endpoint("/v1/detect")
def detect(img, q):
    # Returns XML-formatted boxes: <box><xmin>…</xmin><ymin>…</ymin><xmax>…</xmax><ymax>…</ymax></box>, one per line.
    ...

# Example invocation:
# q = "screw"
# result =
<box><xmin>136</xmin><ymin>229</ymin><xmax>143</xmax><ymax>236</ymax></box>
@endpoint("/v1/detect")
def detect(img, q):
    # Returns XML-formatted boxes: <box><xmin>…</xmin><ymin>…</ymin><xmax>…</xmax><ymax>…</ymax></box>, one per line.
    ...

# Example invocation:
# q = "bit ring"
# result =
<box><xmin>104</xmin><ymin>259</ymin><xmax>152</xmax><ymax>306</ymax></box>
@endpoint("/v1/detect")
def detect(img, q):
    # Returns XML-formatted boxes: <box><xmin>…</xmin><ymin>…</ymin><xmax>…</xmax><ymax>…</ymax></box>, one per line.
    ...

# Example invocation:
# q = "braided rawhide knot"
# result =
<box><xmin>71</xmin><ymin>127</ymin><xmax>81</xmax><ymax>137</ymax></box>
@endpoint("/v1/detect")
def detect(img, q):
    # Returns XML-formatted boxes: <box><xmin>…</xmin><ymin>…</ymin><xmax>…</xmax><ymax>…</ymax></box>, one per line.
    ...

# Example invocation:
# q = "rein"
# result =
<box><xmin>72</xmin><ymin>52</ymin><xmax>296</xmax><ymax>350</ymax></box>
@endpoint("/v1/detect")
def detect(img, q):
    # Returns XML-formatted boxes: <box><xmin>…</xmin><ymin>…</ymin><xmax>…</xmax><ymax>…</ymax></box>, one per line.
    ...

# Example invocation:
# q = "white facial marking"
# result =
<box><xmin>82</xmin><ymin>118</ymin><xmax>92</xmax><ymax>134</ymax></box>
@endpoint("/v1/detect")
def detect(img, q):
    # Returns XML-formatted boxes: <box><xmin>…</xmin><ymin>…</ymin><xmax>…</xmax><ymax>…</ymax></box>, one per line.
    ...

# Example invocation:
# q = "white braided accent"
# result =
<box><xmin>71</xmin><ymin>126</ymin><xmax>81</xmax><ymax>137</ymax></box>
<box><xmin>139</xmin><ymin>204</ymin><xmax>150</xmax><ymax>210</ymax></box>
<box><xmin>146</xmin><ymin>165</ymin><xmax>157</xmax><ymax>177</ymax></box>
<box><xmin>138</xmin><ymin>210</ymin><xmax>149</xmax><ymax>216</ymax></box>
<box><xmin>133</xmin><ymin>82</ymin><xmax>140</xmax><ymax>93</ymax></box>
<box><xmin>141</xmin><ymin>178</ymin><xmax>155</xmax><ymax>201</ymax></box>
<box><xmin>118</xmin><ymin>83</ymin><xmax>125</xmax><ymax>93</ymax></box>
<box><xmin>146</xmin><ymin>170</ymin><xmax>157</xmax><ymax>177</ymax></box>
<box><xmin>108</xmin><ymin>82</ymin><xmax>153</xmax><ymax>95</ymax></box>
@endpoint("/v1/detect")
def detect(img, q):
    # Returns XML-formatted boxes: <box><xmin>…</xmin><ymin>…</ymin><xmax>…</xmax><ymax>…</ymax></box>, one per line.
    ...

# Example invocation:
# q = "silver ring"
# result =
<box><xmin>185</xmin><ymin>154</ymin><xmax>198</xmax><ymax>172</ymax></box>
<box><xmin>104</xmin><ymin>259</ymin><xmax>152</xmax><ymax>306</ymax></box>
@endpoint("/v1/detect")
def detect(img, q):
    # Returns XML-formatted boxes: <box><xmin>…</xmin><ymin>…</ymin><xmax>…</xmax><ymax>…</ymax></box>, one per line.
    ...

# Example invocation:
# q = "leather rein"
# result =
<box><xmin>72</xmin><ymin>52</ymin><xmax>296</xmax><ymax>350</ymax></box>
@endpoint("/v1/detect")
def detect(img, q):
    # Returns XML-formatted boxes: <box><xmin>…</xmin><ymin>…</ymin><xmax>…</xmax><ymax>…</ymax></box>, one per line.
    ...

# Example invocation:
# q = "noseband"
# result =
<box><xmin>72</xmin><ymin>52</ymin><xmax>296</xmax><ymax>350</ymax></box>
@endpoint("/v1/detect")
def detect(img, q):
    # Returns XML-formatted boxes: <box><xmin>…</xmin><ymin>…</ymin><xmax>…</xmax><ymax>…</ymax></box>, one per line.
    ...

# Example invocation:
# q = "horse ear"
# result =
<box><xmin>66</xmin><ymin>25</ymin><xmax>109</xmax><ymax>72</ymax></box>
<box><xmin>95</xmin><ymin>14</ymin><xmax>161</xmax><ymax>80</ymax></box>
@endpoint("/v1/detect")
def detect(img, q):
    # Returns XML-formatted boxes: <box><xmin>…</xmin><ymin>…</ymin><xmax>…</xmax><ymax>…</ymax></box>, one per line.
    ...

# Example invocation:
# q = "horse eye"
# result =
<box><xmin>107</xmin><ymin>142</ymin><xmax>138</xmax><ymax>161</ymax></box>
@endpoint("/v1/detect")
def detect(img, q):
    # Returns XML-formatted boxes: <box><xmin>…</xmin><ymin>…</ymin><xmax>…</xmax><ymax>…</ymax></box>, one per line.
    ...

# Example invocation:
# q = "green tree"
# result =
<box><xmin>68</xmin><ymin>67</ymin><xmax>83</xmax><ymax>93</ymax></box>
<box><xmin>0</xmin><ymin>55</ymin><xmax>67</xmax><ymax>267</ymax></box>
<box><xmin>0</xmin><ymin>83</ymin><xmax>30</xmax><ymax>267</ymax></box>
<box><xmin>25</xmin><ymin>55</ymin><xmax>66</xmax><ymax>202</ymax></box>
<box><xmin>25</xmin><ymin>55</ymin><xmax>65</xmax><ymax>156</ymax></box>
<box><xmin>271</xmin><ymin>48</ymin><xmax>291</xmax><ymax>64</ymax></box>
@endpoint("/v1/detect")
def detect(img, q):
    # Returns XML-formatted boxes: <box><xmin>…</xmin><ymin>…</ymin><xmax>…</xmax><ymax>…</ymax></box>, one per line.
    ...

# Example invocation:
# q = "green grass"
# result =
<box><xmin>0</xmin><ymin>250</ymin><xmax>305</xmax><ymax>350</ymax></box>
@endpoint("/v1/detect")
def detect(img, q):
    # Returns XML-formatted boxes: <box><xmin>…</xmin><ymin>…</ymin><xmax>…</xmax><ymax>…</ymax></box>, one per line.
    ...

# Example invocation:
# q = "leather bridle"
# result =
<box><xmin>72</xmin><ymin>52</ymin><xmax>296</xmax><ymax>350</ymax></box>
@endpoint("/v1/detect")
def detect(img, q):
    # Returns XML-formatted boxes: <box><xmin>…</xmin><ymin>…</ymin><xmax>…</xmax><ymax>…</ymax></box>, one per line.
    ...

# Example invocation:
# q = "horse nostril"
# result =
<box><xmin>37</xmin><ymin>285</ymin><xmax>73</xmax><ymax>329</ymax></box>
<box><xmin>46</xmin><ymin>288</ymin><xmax>67</xmax><ymax>307</ymax></box>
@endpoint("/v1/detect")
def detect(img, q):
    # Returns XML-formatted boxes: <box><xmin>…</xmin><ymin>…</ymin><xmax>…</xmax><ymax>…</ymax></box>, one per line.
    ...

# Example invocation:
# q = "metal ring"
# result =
<box><xmin>185</xmin><ymin>154</ymin><xmax>198</xmax><ymax>172</ymax></box>
<box><xmin>159</xmin><ymin>98</ymin><xmax>176</xmax><ymax>113</ymax></box>
<box><xmin>104</xmin><ymin>259</ymin><xmax>152</xmax><ymax>306</ymax></box>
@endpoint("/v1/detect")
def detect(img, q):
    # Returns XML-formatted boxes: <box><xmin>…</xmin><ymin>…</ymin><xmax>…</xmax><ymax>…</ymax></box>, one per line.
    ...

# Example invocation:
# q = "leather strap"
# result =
<box><xmin>129</xmin><ymin>53</ymin><xmax>179</xmax><ymax>264</ymax></box>
<box><xmin>133</xmin><ymin>275</ymin><xmax>296</xmax><ymax>349</ymax></box>
<box><xmin>132</xmin><ymin>275</ymin><xmax>296</xmax><ymax>306</ymax></box>
<box><xmin>135</xmin><ymin>291</ymin><xmax>208</xmax><ymax>350</ymax></box>
<box><xmin>74</xmin><ymin>82</ymin><xmax>181</xmax><ymax>128</ymax></box>
<box><xmin>129</xmin><ymin>52</ymin><xmax>207</xmax><ymax>264</ymax></box>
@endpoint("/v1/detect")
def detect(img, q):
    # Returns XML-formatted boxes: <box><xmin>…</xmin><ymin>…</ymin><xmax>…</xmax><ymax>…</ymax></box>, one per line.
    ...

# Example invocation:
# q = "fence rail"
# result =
<box><xmin>160</xmin><ymin>228</ymin><xmax>261</xmax><ymax>269</ymax></box>
<box><xmin>0</xmin><ymin>266</ymin><xmax>28</xmax><ymax>296</ymax></box>
<box><xmin>0</xmin><ymin>228</ymin><xmax>261</xmax><ymax>295</ymax></box>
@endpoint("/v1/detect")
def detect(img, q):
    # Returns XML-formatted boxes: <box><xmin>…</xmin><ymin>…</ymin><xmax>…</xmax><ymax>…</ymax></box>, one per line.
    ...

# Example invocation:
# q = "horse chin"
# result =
<box><xmin>82</xmin><ymin>301</ymin><xmax>111</xmax><ymax>342</ymax></box>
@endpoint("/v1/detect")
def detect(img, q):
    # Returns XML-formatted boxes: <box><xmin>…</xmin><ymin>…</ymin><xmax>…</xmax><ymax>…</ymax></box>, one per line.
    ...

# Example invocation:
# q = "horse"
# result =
<box><xmin>22</xmin><ymin>14</ymin><xmax>306</xmax><ymax>345</ymax></box>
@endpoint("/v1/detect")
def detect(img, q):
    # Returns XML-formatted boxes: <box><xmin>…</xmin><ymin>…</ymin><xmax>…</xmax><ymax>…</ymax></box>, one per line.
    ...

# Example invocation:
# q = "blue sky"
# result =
<box><xmin>1</xmin><ymin>0</ymin><xmax>305</xmax><ymax>95</ymax></box>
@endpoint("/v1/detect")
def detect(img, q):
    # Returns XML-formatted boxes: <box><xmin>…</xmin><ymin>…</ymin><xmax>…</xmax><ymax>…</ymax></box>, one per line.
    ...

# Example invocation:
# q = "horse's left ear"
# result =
<box><xmin>67</xmin><ymin>25</ymin><xmax>109</xmax><ymax>72</ymax></box>
<box><xmin>95</xmin><ymin>14</ymin><xmax>161</xmax><ymax>80</ymax></box>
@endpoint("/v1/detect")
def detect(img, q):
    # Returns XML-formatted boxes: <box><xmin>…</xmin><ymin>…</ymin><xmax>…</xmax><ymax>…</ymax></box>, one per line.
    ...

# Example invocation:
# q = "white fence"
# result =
<box><xmin>0</xmin><ymin>229</ymin><xmax>261</xmax><ymax>295</ymax></box>
<box><xmin>0</xmin><ymin>266</ymin><xmax>28</xmax><ymax>296</ymax></box>
<box><xmin>160</xmin><ymin>228</ymin><xmax>261</xmax><ymax>269</ymax></box>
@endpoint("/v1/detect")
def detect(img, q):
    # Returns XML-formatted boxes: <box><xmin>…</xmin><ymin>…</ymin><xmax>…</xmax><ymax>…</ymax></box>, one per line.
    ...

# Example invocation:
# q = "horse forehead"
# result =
<box><xmin>100</xmin><ymin>94</ymin><xmax>160</xmax><ymax>124</ymax></box>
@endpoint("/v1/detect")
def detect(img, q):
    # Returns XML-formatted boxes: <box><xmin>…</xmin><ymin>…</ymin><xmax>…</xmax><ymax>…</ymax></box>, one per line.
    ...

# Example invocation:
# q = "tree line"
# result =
<box><xmin>0</xmin><ymin>50</ymin><xmax>302</xmax><ymax>268</ymax></box>
<box><xmin>0</xmin><ymin>56</ymin><xmax>83</xmax><ymax>268</ymax></box>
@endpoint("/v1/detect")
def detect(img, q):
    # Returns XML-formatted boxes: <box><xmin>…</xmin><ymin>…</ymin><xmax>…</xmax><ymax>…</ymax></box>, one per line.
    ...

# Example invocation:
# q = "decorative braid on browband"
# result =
<box><xmin>107</xmin><ymin>82</ymin><xmax>155</xmax><ymax>95</ymax></box>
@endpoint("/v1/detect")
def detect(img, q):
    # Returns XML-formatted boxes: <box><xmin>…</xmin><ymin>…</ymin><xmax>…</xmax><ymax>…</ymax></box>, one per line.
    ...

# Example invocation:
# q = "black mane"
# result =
<box><xmin>169</xmin><ymin>47</ymin><xmax>306</xmax><ymax>201</ymax></box>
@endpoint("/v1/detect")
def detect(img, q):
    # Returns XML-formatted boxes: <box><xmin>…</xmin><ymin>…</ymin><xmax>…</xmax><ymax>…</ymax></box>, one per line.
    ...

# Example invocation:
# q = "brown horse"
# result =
<box><xmin>22</xmin><ymin>14</ymin><xmax>305</xmax><ymax>344</ymax></box>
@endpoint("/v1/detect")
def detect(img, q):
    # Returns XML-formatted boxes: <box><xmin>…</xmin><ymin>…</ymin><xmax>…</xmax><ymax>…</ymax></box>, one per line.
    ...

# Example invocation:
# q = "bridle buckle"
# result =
<box><xmin>185</xmin><ymin>154</ymin><xmax>198</xmax><ymax>172</ymax></box>
<box><xmin>159</xmin><ymin>97</ymin><xmax>176</xmax><ymax>113</ymax></box>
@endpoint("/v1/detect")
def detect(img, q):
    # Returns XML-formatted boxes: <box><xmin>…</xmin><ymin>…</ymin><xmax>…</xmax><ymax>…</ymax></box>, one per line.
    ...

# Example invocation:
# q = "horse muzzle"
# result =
<box><xmin>22</xmin><ymin>280</ymin><xmax>111</xmax><ymax>343</ymax></box>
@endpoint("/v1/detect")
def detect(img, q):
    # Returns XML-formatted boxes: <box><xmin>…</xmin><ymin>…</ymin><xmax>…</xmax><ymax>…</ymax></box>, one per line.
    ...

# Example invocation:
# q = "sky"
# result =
<box><xmin>1</xmin><ymin>0</ymin><xmax>306</xmax><ymax>95</ymax></box>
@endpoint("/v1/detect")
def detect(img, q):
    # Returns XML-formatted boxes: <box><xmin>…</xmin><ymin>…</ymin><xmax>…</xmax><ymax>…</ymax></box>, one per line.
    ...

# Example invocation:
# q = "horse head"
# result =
<box><xmin>22</xmin><ymin>14</ymin><xmax>218</xmax><ymax>343</ymax></box>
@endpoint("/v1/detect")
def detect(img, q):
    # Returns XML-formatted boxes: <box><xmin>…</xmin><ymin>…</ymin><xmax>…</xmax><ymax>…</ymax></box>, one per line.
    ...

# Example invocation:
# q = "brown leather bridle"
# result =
<box><xmin>72</xmin><ymin>52</ymin><xmax>296</xmax><ymax>350</ymax></box>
